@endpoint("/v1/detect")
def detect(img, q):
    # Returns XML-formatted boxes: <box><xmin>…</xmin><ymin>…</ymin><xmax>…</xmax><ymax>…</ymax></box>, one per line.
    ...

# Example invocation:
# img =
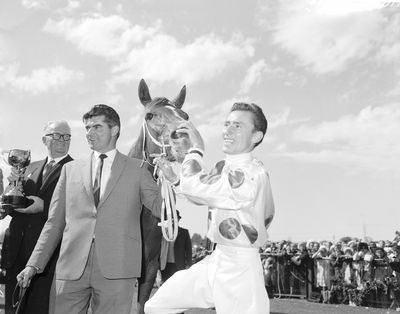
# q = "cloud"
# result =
<box><xmin>0</xmin><ymin>32</ymin><xmax>15</xmax><ymax>62</ymax></box>
<box><xmin>375</xmin><ymin>13</ymin><xmax>400</xmax><ymax>64</ymax></box>
<box><xmin>388</xmin><ymin>69</ymin><xmax>400</xmax><ymax>96</ymax></box>
<box><xmin>239</xmin><ymin>59</ymin><xmax>268</xmax><ymax>94</ymax></box>
<box><xmin>111</xmin><ymin>33</ymin><xmax>254</xmax><ymax>86</ymax></box>
<box><xmin>268</xmin><ymin>107</ymin><xmax>310</xmax><ymax>129</ymax></box>
<box><xmin>284</xmin><ymin>103</ymin><xmax>400</xmax><ymax>173</ymax></box>
<box><xmin>0</xmin><ymin>63</ymin><xmax>85</xmax><ymax>95</ymax></box>
<box><xmin>306</xmin><ymin>0</ymin><xmax>384</xmax><ymax>16</ymax></box>
<box><xmin>63</xmin><ymin>0</ymin><xmax>80</xmax><ymax>12</ymax></box>
<box><xmin>43</xmin><ymin>14</ymin><xmax>254</xmax><ymax>86</ymax></box>
<box><xmin>43</xmin><ymin>15</ymin><xmax>161</xmax><ymax>59</ymax></box>
<box><xmin>263</xmin><ymin>1</ymin><xmax>398</xmax><ymax>74</ymax></box>
<box><xmin>21</xmin><ymin>0</ymin><xmax>47</xmax><ymax>9</ymax></box>
<box><xmin>239</xmin><ymin>59</ymin><xmax>307</xmax><ymax>94</ymax></box>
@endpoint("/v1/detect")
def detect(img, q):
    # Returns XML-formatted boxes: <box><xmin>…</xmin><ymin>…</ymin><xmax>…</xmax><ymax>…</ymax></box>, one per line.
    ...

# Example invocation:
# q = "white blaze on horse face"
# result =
<box><xmin>146</xmin><ymin>105</ymin><xmax>185</xmax><ymax>143</ymax></box>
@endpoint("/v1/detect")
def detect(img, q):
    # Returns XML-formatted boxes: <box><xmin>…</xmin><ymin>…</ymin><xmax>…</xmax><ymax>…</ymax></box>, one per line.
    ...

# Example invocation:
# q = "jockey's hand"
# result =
<box><xmin>17</xmin><ymin>266</ymin><xmax>38</xmax><ymax>288</ymax></box>
<box><xmin>14</xmin><ymin>196</ymin><xmax>44</xmax><ymax>214</ymax></box>
<box><xmin>151</xmin><ymin>154</ymin><xmax>179</xmax><ymax>183</ymax></box>
<box><xmin>175</xmin><ymin>121</ymin><xmax>205</xmax><ymax>152</ymax></box>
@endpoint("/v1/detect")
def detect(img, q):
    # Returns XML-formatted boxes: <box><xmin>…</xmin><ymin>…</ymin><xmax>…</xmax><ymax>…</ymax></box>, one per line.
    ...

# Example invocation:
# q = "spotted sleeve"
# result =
<box><xmin>179</xmin><ymin>154</ymin><xmax>257</xmax><ymax>210</ymax></box>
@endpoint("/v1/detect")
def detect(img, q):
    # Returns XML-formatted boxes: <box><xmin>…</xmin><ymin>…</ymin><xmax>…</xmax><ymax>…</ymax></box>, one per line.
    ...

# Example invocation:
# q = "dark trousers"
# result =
<box><xmin>161</xmin><ymin>263</ymin><xmax>178</xmax><ymax>283</ymax></box>
<box><xmin>5</xmin><ymin>244</ymin><xmax>56</xmax><ymax>314</ymax></box>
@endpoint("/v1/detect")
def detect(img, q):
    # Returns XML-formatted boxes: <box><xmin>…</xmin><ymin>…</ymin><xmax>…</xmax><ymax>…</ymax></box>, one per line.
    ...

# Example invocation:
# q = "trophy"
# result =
<box><xmin>1</xmin><ymin>149</ymin><xmax>31</xmax><ymax>212</ymax></box>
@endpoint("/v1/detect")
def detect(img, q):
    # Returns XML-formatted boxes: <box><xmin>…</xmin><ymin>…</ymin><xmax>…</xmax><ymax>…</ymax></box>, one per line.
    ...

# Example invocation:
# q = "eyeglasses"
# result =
<box><xmin>45</xmin><ymin>133</ymin><xmax>71</xmax><ymax>141</ymax></box>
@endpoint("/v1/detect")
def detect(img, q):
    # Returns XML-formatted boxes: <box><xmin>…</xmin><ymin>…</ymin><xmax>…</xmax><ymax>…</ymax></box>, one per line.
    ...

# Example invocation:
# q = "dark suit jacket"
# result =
<box><xmin>1</xmin><ymin>155</ymin><xmax>73</xmax><ymax>270</ymax></box>
<box><xmin>174</xmin><ymin>227</ymin><xmax>192</xmax><ymax>270</ymax></box>
<box><xmin>1</xmin><ymin>155</ymin><xmax>73</xmax><ymax>314</ymax></box>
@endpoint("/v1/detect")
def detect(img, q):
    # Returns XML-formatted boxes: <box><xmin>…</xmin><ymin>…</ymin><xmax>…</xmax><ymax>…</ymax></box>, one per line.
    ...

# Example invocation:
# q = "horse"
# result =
<box><xmin>128</xmin><ymin>79</ymin><xmax>189</xmax><ymax>314</ymax></box>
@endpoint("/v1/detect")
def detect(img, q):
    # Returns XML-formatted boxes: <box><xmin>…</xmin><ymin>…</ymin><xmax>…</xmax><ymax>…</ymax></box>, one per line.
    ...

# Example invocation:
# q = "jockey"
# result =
<box><xmin>145</xmin><ymin>102</ymin><xmax>275</xmax><ymax>314</ymax></box>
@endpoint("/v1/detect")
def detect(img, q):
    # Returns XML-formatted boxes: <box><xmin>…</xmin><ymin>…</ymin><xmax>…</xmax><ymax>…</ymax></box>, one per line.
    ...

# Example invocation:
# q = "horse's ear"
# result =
<box><xmin>138</xmin><ymin>79</ymin><xmax>152</xmax><ymax>106</ymax></box>
<box><xmin>172</xmin><ymin>85</ymin><xmax>186</xmax><ymax>109</ymax></box>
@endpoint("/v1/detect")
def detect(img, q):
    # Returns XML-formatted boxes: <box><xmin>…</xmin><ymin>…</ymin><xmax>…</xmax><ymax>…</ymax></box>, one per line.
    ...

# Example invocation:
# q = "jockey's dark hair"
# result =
<box><xmin>83</xmin><ymin>104</ymin><xmax>121</xmax><ymax>138</ymax></box>
<box><xmin>230</xmin><ymin>102</ymin><xmax>268</xmax><ymax>147</ymax></box>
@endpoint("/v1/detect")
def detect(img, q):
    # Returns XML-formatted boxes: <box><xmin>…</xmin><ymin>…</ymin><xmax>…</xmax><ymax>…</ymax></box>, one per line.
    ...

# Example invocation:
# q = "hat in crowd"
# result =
<box><xmin>319</xmin><ymin>245</ymin><xmax>328</xmax><ymax>252</ymax></box>
<box><xmin>343</xmin><ymin>247</ymin><xmax>354</xmax><ymax>255</ymax></box>
<box><xmin>357</xmin><ymin>242</ymin><xmax>368</xmax><ymax>251</ymax></box>
<box><xmin>306</xmin><ymin>239</ymin><xmax>316</xmax><ymax>249</ymax></box>
<box><xmin>374</xmin><ymin>247</ymin><xmax>386</xmax><ymax>257</ymax></box>
<box><xmin>299</xmin><ymin>242</ymin><xmax>307</xmax><ymax>249</ymax></box>
<box><xmin>347</xmin><ymin>240</ymin><xmax>356</xmax><ymax>248</ymax></box>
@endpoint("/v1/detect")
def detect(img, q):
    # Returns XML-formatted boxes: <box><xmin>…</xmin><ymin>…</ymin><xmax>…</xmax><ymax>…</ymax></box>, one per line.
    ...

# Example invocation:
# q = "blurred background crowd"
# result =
<box><xmin>194</xmin><ymin>232</ymin><xmax>400</xmax><ymax>310</ymax></box>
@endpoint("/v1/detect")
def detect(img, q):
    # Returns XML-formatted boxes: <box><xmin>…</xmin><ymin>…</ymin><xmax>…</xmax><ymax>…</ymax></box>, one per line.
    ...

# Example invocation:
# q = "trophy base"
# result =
<box><xmin>1</xmin><ymin>194</ymin><xmax>29</xmax><ymax>210</ymax></box>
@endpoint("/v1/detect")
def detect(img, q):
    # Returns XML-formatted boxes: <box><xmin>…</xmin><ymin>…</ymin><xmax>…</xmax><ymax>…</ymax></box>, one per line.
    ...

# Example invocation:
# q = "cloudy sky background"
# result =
<box><xmin>0</xmin><ymin>0</ymin><xmax>399</xmax><ymax>242</ymax></box>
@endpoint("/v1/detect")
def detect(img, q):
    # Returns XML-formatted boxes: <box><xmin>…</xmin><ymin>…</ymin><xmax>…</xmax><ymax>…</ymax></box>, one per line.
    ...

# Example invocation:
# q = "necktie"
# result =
<box><xmin>42</xmin><ymin>160</ymin><xmax>55</xmax><ymax>181</ymax></box>
<box><xmin>93</xmin><ymin>154</ymin><xmax>107</xmax><ymax>207</ymax></box>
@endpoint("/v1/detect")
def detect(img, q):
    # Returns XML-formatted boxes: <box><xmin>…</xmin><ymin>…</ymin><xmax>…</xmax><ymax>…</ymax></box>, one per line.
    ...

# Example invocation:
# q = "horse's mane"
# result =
<box><xmin>128</xmin><ymin>126</ymin><xmax>145</xmax><ymax>160</ymax></box>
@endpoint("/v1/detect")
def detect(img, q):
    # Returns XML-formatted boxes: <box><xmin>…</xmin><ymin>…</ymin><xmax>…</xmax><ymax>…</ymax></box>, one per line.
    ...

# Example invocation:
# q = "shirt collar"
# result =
<box><xmin>47</xmin><ymin>154</ymin><xmax>68</xmax><ymax>165</ymax></box>
<box><xmin>93</xmin><ymin>149</ymin><xmax>117</xmax><ymax>164</ymax></box>
<box><xmin>225</xmin><ymin>152</ymin><xmax>253</xmax><ymax>165</ymax></box>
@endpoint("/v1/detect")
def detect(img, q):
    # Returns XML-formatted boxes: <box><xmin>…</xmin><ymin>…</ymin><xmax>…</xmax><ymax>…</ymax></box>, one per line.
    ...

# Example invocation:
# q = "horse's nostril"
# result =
<box><xmin>170</xmin><ymin>130</ymin><xmax>179</xmax><ymax>139</ymax></box>
<box><xmin>145</xmin><ymin>113</ymin><xmax>154</xmax><ymax>121</ymax></box>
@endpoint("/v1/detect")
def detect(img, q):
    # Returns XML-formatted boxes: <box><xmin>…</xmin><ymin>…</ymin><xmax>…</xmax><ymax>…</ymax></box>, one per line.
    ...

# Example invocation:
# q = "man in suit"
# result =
<box><xmin>161</xmin><ymin>210</ymin><xmax>192</xmax><ymax>282</ymax></box>
<box><xmin>17</xmin><ymin>104</ymin><xmax>162</xmax><ymax>314</ymax></box>
<box><xmin>0</xmin><ymin>120</ymin><xmax>73</xmax><ymax>314</ymax></box>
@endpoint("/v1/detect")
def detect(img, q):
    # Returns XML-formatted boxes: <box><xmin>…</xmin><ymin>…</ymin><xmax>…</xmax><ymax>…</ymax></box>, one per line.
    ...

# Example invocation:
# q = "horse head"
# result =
<box><xmin>129</xmin><ymin>79</ymin><xmax>190</xmax><ymax>167</ymax></box>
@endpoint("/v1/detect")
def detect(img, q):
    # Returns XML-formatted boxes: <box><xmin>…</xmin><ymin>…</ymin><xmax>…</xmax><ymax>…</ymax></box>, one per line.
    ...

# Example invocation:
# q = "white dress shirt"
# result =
<box><xmin>91</xmin><ymin>149</ymin><xmax>117</xmax><ymax>200</ymax></box>
<box><xmin>46</xmin><ymin>154</ymin><xmax>68</xmax><ymax>166</ymax></box>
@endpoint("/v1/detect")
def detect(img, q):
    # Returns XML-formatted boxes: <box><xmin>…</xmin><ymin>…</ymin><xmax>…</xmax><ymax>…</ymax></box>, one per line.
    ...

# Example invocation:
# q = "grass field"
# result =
<box><xmin>132</xmin><ymin>287</ymin><xmax>400</xmax><ymax>314</ymax></box>
<box><xmin>185</xmin><ymin>299</ymin><xmax>400</xmax><ymax>314</ymax></box>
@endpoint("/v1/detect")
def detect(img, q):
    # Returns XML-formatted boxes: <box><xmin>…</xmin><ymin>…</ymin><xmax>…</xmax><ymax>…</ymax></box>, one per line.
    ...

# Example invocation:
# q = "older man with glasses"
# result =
<box><xmin>0</xmin><ymin>120</ymin><xmax>73</xmax><ymax>314</ymax></box>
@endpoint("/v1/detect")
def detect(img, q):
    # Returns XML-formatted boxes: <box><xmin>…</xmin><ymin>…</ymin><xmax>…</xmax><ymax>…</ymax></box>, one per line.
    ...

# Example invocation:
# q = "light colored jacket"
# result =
<box><xmin>28</xmin><ymin>151</ymin><xmax>161</xmax><ymax>280</ymax></box>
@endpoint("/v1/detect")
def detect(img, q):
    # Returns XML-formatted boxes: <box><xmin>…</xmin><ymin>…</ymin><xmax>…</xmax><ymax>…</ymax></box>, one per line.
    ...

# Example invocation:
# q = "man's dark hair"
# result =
<box><xmin>230</xmin><ymin>102</ymin><xmax>268</xmax><ymax>147</ymax></box>
<box><xmin>82</xmin><ymin>104</ymin><xmax>121</xmax><ymax>138</ymax></box>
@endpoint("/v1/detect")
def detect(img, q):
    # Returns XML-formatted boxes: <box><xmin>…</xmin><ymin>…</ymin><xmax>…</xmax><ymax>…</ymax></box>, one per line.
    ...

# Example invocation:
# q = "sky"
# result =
<box><xmin>0</xmin><ymin>0</ymin><xmax>399</xmax><ymax>242</ymax></box>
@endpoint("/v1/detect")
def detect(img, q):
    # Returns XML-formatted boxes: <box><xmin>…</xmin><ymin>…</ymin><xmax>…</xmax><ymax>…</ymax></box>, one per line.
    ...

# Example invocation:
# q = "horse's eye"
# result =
<box><xmin>145</xmin><ymin>113</ymin><xmax>154</xmax><ymax>121</ymax></box>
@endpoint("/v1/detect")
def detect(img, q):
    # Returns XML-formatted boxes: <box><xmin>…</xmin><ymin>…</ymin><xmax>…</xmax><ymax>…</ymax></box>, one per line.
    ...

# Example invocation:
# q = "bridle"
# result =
<box><xmin>139</xmin><ymin>120</ymin><xmax>171</xmax><ymax>169</ymax></box>
<box><xmin>141</xmin><ymin>118</ymin><xmax>178</xmax><ymax>242</ymax></box>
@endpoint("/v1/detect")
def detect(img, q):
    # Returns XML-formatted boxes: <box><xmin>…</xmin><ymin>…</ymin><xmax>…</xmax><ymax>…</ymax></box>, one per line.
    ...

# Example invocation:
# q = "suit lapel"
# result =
<box><xmin>25</xmin><ymin>159</ymin><xmax>46</xmax><ymax>186</ymax></box>
<box><xmin>40</xmin><ymin>163</ymin><xmax>60</xmax><ymax>191</ymax></box>
<box><xmin>40</xmin><ymin>155</ymin><xmax>73</xmax><ymax>192</ymax></box>
<box><xmin>82</xmin><ymin>154</ymin><xmax>95</xmax><ymax>203</ymax></box>
<box><xmin>97</xmin><ymin>151</ymin><xmax>126</xmax><ymax>208</ymax></box>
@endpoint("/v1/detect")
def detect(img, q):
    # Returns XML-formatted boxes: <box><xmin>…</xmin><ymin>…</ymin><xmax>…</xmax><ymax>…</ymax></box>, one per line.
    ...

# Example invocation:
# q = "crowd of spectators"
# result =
<box><xmin>260</xmin><ymin>231</ymin><xmax>400</xmax><ymax>310</ymax></box>
<box><xmin>190</xmin><ymin>232</ymin><xmax>400</xmax><ymax>310</ymax></box>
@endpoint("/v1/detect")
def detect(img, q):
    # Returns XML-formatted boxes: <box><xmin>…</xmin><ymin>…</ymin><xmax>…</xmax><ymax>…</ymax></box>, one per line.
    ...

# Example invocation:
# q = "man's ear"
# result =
<box><xmin>252</xmin><ymin>131</ymin><xmax>263</xmax><ymax>145</ymax></box>
<box><xmin>42</xmin><ymin>136</ymin><xmax>46</xmax><ymax>145</ymax></box>
<box><xmin>111</xmin><ymin>125</ymin><xmax>120</xmax><ymax>137</ymax></box>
